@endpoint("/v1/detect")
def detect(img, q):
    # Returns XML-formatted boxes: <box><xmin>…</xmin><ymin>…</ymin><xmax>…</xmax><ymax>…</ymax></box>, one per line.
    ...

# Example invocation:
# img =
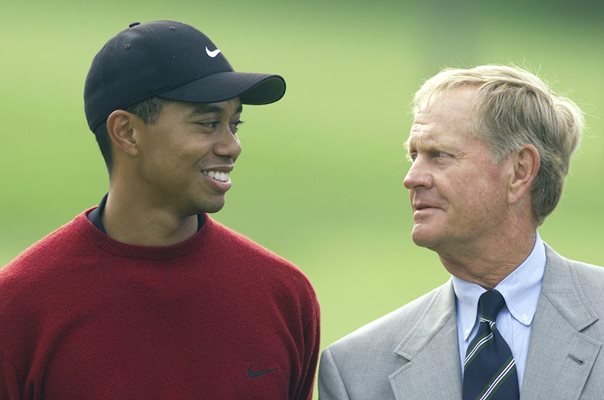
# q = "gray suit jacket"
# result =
<box><xmin>319</xmin><ymin>246</ymin><xmax>604</xmax><ymax>399</ymax></box>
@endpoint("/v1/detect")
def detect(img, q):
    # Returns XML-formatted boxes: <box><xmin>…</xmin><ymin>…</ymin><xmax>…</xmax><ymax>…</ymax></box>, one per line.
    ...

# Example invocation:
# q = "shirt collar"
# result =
<box><xmin>452</xmin><ymin>232</ymin><xmax>546</xmax><ymax>341</ymax></box>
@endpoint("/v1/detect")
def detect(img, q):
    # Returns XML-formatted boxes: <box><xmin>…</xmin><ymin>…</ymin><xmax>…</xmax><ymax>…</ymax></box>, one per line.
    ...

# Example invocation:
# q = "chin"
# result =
<box><xmin>185</xmin><ymin>196</ymin><xmax>226</xmax><ymax>215</ymax></box>
<box><xmin>411</xmin><ymin>227</ymin><xmax>441</xmax><ymax>249</ymax></box>
<box><xmin>189</xmin><ymin>191</ymin><xmax>227</xmax><ymax>214</ymax></box>
<box><xmin>200</xmin><ymin>203</ymin><xmax>225</xmax><ymax>214</ymax></box>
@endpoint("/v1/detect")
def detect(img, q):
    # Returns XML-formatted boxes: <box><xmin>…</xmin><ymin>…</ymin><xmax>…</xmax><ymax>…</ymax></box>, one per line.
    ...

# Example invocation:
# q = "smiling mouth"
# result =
<box><xmin>202</xmin><ymin>170</ymin><xmax>231</xmax><ymax>183</ymax></box>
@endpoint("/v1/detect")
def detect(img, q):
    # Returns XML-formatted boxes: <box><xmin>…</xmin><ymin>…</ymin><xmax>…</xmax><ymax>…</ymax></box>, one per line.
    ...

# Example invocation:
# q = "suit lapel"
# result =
<box><xmin>521</xmin><ymin>246</ymin><xmax>602</xmax><ymax>400</ymax></box>
<box><xmin>389</xmin><ymin>281</ymin><xmax>463</xmax><ymax>400</ymax></box>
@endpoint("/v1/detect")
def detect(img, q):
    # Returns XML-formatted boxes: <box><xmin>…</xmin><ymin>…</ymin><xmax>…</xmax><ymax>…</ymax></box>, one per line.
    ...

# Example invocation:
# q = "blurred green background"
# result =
<box><xmin>1</xmin><ymin>0</ymin><xmax>603</xmax><ymax>395</ymax></box>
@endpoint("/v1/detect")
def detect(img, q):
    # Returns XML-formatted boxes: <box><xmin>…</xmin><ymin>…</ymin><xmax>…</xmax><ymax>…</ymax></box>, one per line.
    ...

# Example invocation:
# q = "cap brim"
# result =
<box><xmin>157</xmin><ymin>71</ymin><xmax>286</xmax><ymax>105</ymax></box>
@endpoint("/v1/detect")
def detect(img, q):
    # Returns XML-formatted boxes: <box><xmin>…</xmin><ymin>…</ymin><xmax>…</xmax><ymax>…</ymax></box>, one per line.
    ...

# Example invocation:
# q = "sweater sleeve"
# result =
<box><xmin>294</xmin><ymin>292</ymin><xmax>321</xmax><ymax>400</ymax></box>
<box><xmin>0</xmin><ymin>351</ymin><xmax>21</xmax><ymax>400</ymax></box>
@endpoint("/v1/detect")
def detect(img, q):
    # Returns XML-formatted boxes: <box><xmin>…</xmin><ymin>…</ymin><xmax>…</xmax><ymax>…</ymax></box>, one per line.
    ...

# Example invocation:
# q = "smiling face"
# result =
<box><xmin>403</xmin><ymin>87</ymin><xmax>512</xmax><ymax>256</ymax></box>
<box><xmin>134</xmin><ymin>98</ymin><xmax>243</xmax><ymax>216</ymax></box>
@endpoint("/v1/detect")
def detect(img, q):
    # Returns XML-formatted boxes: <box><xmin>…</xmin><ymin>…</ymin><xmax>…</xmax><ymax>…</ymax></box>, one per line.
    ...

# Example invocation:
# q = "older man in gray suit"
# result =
<box><xmin>319</xmin><ymin>65</ymin><xmax>604</xmax><ymax>400</ymax></box>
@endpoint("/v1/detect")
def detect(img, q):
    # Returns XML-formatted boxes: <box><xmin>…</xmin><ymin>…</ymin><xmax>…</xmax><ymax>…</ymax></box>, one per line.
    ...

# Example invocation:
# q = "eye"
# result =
<box><xmin>431</xmin><ymin>150</ymin><xmax>452</xmax><ymax>159</ymax></box>
<box><xmin>229</xmin><ymin>119</ymin><xmax>244</xmax><ymax>134</ymax></box>
<box><xmin>407</xmin><ymin>151</ymin><xmax>417</xmax><ymax>162</ymax></box>
<box><xmin>196</xmin><ymin>120</ymin><xmax>220</xmax><ymax>129</ymax></box>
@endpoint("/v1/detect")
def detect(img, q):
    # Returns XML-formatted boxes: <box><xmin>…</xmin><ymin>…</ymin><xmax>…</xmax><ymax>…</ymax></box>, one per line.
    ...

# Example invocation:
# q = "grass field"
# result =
<box><xmin>1</xmin><ymin>1</ymin><xmax>603</xmax><ymax>396</ymax></box>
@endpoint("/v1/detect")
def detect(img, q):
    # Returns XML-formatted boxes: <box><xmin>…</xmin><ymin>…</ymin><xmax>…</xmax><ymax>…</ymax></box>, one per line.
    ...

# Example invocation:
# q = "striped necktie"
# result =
<box><xmin>462</xmin><ymin>289</ymin><xmax>519</xmax><ymax>400</ymax></box>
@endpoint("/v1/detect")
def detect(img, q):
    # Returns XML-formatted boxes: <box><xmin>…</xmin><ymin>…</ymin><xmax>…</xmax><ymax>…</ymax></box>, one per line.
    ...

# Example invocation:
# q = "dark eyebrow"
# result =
<box><xmin>188</xmin><ymin>103</ymin><xmax>243</xmax><ymax>117</ymax></box>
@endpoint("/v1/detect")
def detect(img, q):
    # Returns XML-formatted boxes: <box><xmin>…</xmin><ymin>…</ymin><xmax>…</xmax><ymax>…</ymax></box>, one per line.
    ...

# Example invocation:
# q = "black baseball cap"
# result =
<box><xmin>84</xmin><ymin>20</ymin><xmax>286</xmax><ymax>132</ymax></box>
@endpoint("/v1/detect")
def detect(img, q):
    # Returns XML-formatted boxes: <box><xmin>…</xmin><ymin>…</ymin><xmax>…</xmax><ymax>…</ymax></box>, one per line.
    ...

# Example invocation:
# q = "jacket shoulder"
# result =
<box><xmin>545</xmin><ymin>246</ymin><xmax>604</xmax><ymax>303</ymax></box>
<box><xmin>327</xmin><ymin>282</ymin><xmax>451</xmax><ymax>355</ymax></box>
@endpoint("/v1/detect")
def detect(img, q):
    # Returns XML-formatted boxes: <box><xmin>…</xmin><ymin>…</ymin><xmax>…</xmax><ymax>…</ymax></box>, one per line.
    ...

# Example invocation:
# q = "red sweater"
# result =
<box><xmin>0</xmin><ymin>210</ymin><xmax>320</xmax><ymax>399</ymax></box>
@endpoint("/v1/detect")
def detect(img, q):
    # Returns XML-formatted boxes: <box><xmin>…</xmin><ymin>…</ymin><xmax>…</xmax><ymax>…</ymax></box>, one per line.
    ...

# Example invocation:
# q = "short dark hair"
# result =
<box><xmin>93</xmin><ymin>97</ymin><xmax>169</xmax><ymax>173</ymax></box>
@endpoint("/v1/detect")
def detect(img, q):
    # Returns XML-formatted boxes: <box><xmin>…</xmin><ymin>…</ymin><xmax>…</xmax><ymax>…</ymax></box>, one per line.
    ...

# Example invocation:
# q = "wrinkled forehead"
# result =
<box><xmin>405</xmin><ymin>122</ymin><xmax>463</xmax><ymax>151</ymax></box>
<box><xmin>406</xmin><ymin>87</ymin><xmax>481</xmax><ymax>150</ymax></box>
<box><xmin>405</xmin><ymin>127</ymin><xmax>436</xmax><ymax>150</ymax></box>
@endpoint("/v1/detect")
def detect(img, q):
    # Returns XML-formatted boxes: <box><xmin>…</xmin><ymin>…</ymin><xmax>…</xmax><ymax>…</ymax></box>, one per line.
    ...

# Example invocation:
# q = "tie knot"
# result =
<box><xmin>478</xmin><ymin>290</ymin><xmax>506</xmax><ymax>322</ymax></box>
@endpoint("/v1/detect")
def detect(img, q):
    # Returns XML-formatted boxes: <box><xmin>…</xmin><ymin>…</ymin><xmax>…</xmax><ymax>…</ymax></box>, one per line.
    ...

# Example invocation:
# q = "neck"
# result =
<box><xmin>102</xmin><ymin>187</ymin><xmax>198</xmax><ymax>247</ymax></box>
<box><xmin>438</xmin><ymin>226</ymin><xmax>537</xmax><ymax>289</ymax></box>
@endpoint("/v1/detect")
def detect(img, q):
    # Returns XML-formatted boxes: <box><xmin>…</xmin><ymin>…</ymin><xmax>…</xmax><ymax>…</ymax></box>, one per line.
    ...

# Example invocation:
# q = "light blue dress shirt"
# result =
<box><xmin>452</xmin><ymin>232</ymin><xmax>545</xmax><ymax>389</ymax></box>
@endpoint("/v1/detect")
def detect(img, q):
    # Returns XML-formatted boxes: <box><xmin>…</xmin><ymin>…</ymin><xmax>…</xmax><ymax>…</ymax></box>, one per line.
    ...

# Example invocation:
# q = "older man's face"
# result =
<box><xmin>403</xmin><ymin>87</ymin><xmax>511</xmax><ymax>256</ymax></box>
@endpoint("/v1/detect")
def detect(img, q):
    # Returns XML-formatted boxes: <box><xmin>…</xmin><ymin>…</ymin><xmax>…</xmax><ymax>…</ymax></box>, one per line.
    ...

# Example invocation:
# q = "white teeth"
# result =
<box><xmin>202</xmin><ymin>170</ymin><xmax>230</xmax><ymax>182</ymax></box>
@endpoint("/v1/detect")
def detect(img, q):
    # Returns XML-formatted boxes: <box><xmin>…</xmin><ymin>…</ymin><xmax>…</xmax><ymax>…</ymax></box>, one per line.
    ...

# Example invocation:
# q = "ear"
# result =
<box><xmin>508</xmin><ymin>144</ymin><xmax>540</xmax><ymax>204</ymax></box>
<box><xmin>106</xmin><ymin>110</ymin><xmax>145</xmax><ymax>158</ymax></box>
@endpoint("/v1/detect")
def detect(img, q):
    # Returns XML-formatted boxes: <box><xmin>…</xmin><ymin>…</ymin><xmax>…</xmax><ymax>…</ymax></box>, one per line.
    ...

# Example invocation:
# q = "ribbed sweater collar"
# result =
<box><xmin>74</xmin><ymin>208</ymin><xmax>212</xmax><ymax>261</ymax></box>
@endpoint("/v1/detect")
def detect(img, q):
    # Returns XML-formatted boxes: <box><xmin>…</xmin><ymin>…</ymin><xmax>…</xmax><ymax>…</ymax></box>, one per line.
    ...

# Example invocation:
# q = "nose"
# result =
<box><xmin>403</xmin><ymin>157</ymin><xmax>433</xmax><ymax>190</ymax></box>
<box><xmin>214</xmin><ymin>127</ymin><xmax>242</xmax><ymax>160</ymax></box>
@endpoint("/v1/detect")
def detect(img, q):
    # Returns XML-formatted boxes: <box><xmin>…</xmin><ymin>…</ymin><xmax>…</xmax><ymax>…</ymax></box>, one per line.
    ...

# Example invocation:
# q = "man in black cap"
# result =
<box><xmin>0</xmin><ymin>21</ymin><xmax>320</xmax><ymax>400</ymax></box>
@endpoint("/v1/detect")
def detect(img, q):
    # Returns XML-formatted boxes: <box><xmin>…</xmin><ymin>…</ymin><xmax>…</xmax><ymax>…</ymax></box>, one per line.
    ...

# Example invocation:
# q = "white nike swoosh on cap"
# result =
<box><xmin>205</xmin><ymin>47</ymin><xmax>221</xmax><ymax>58</ymax></box>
